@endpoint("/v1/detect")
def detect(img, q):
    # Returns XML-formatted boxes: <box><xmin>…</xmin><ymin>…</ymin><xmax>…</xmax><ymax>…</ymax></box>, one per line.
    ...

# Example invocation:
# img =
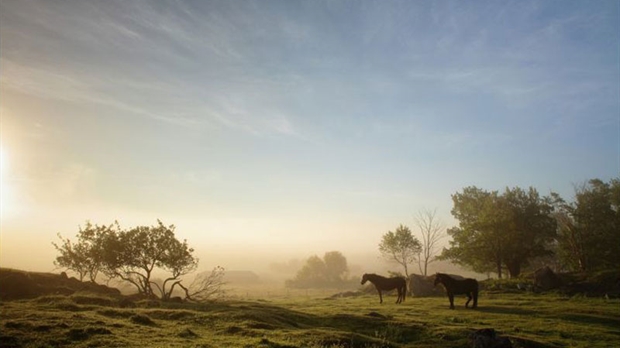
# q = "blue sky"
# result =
<box><xmin>1</xmin><ymin>0</ymin><xmax>618</xmax><ymax>273</ymax></box>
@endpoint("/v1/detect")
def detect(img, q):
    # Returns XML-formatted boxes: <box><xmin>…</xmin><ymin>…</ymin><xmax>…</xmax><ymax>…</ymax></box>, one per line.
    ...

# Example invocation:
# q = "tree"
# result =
<box><xmin>286</xmin><ymin>255</ymin><xmax>326</xmax><ymax>288</ymax></box>
<box><xmin>501</xmin><ymin>187</ymin><xmax>556</xmax><ymax>277</ymax></box>
<box><xmin>103</xmin><ymin>220</ymin><xmax>198</xmax><ymax>297</ymax></box>
<box><xmin>52</xmin><ymin>221</ymin><xmax>120</xmax><ymax>282</ymax></box>
<box><xmin>150</xmin><ymin>229</ymin><xmax>198</xmax><ymax>300</ymax></box>
<box><xmin>413</xmin><ymin>208</ymin><xmax>445</xmax><ymax>276</ymax></box>
<box><xmin>323</xmin><ymin>251</ymin><xmax>349</xmax><ymax>284</ymax></box>
<box><xmin>53</xmin><ymin>234</ymin><xmax>90</xmax><ymax>281</ymax></box>
<box><xmin>379</xmin><ymin>225</ymin><xmax>422</xmax><ymax>278</ymax></box>
<box><xmin>439</xmin><ymin>187</ymin><xmax>508</xmax><ymax>277</ymax></box>
<box><xmin>178</xmin><ymin>266</ymin><xmax>226</xmax><ymax>302</ymax></box>
<box><xmin>440</xmin><ymin>186</ymin><xmax>556</xmax><ymax>278</ymax></box>
<box><xmin>554</xmin><ymin>178</ymin><xmax>620</xmax><ymax>271</ymax></box>
<box><xmin>285</xmin><ymin>251</ymin><xmax>350</xmax><ymax>289</ymax></box>
<box><xmin>53</xmin><ymin>220</ymin><xmax>198</xmax><ymax>299</ymax></box>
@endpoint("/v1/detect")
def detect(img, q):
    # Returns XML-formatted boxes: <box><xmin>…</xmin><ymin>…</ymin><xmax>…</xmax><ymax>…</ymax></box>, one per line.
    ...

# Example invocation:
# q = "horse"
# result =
<box><xmin>433</xmin><ymin>273</ymin><xmax>478</xmax><ymax>309</ymax></box>
<box><xmin>361</xmin><ymin>273</ymin><xmax>407</xmax><ymax>304</ymax></box>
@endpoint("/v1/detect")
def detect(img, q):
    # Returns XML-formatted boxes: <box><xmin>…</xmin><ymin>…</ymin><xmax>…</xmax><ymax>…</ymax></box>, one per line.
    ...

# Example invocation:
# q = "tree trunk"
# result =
<box><xmin>506</xmin><ymin>262</ymin><xmax>521</xmax><ymax>278</ymax></box>
<box><xmin>496</xmin><ymin>261</ymin><xmax>502</xmax><ymax>279</ymax></box>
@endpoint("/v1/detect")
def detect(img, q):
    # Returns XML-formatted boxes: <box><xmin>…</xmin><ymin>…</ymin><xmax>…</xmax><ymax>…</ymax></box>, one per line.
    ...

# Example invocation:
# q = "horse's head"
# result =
<box><xmin>361</xmin><ymin>273</ymin><xmax>369</xmax><ymax>285</ymax></box>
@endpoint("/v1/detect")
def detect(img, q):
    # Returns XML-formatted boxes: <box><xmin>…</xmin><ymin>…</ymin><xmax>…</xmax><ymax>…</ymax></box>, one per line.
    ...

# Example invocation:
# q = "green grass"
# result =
<box><xmin>1</xmin><ymin>291</ymin><xmax>619</xmax><ymax>347</ymax></box>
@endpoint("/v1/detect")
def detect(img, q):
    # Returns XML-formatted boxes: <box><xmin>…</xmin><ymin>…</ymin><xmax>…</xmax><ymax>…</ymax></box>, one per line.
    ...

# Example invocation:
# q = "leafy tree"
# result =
<box><xmin>441</xmin><ymin>186</ymin><xmax>556</xmax><ymax>278</ymax></box>
<box><xmin>501</xmin><ymin>187</ymin><xmax>556</xmax><ymax>277</ymax></box>
<box><xmin>285</xmin><ymin>251</ymin><xmax>350</xmax><ymax>289</ymax></box>
<box><xmin>53</xmin><ymin>220</ymin><xmax>198</xmax><ymax>299</ymax></box>
<box><xmin>554</xmin><ymin>178</ymin><xmax>620</xmax><ymax>271</ymax></box>
<box><xmin>439</xmin><ymin>187</ymin><xmax>508</xmax><ymax>277</ymax></box>
<box><xmin>379</xmin><ymin>224</ymin><xmax>422</xmax><ymax>278</ymax></box>
<box><xmin>413</xmin><ymin>208</ymin><xmax>445</xmax><ymax>276</ymax></box>
<box><xmin>53</xmin><ymin>235</ymin><xmax>90</xmax><ymax>281</ymax></box>
<box><xmin>52</xmin><ymin>221</ymin><xmax>120</xmax><ymax>282</ymax></box>
<box><xmin>149</xmin><ymin>227</ymin><xmax>198</xmax><ymax>300</ymax></box>
<box><xmin>103</xmin><ymin>220</ymin><xmax>198</xmax><ymax>297</ymax></box>
<box><xmin>323</xmin><ymin>251</ymin><xmax>349</xmax><ymax>283</ymax></box>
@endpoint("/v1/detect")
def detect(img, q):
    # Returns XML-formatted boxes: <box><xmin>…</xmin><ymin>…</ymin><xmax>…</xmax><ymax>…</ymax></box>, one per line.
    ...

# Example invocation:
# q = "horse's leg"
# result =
<box><xmin>396</xmin><ymin>288</ymin><xmax>402</xmax><ymax>304</ymax></box>
<box><xmin>465</xmin><ymin>293</ymin><xmax>472</xmax><ymax>308</ymax></box>
<box><xmin>379</xmin><ymin>290</ymin><xmax>383</xmax><ymax>304</ymax></box>
<box><xmin>473</xmin><ymin>290</ymin><xmax>478</xmax><ymax>308</ymax></box>
<box><xmin>448</xmin><ymin>292</ymin><xmax>455</xmax><ymax>309</ymax></box>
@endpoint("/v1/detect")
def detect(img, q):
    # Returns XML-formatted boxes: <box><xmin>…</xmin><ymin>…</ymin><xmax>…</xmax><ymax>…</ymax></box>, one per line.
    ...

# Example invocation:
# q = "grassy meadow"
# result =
<box><xmin>1</xmin><ymin>288</ymin><xmax>619</xmax><ymax>348</ymax></box>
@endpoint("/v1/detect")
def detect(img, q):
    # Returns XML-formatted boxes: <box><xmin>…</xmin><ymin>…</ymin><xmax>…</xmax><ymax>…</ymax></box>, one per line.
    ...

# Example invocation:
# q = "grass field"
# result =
<box><xmin>1</xmin><ymin>290</ymin><xmax>619</xmax><ymax>348</ymax></box>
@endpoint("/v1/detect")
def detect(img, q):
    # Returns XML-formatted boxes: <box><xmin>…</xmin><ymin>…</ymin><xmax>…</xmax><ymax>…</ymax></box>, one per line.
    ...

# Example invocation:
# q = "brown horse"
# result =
<box><xmin>361</xmin><ymin>273</ymin><xmax>407</xmax><ymax>304</ymax></box>
<box><xmin>433</xmin><ymin>273</ymin><xmax>478</xmax><ymax>309</ymax></box>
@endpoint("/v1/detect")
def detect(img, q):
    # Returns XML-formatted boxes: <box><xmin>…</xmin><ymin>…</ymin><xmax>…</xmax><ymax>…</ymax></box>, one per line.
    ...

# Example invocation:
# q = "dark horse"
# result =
<box><xmin>361</xmin><ymin>273</ymin><xmax>406</xmax><ymax>304</ymax></box>
<box><xmin>433</xmin><ymin>273</ymin><xmax>478</xmax><ymax>309</ymax></box>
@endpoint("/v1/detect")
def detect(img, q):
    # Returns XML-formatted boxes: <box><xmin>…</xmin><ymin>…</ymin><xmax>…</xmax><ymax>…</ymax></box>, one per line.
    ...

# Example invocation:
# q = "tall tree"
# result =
<box><xmin>413</xmin><ymin>208</ymin><xmax>445</xmax><ymax>276</ymax></box>
<box><xmin>440</xmin><ymin>187</ymin><xmax>509</xmax><ymax>277</ymax></box>
<box><xmin>379</xmin><ymin>225</ymin><xmax>422</xmax><ymax>278</ymax></box>
<box><xmin>501</xmin><ymin>187</ymin><xmax>557</xmax><ymax>277</ymax></box>
<box><xmin>441</xmin><ymin>186</ymin><xmax>556</xmax><ymax>278</ymax></box>
<box><xmin>555</xmin><ymin>178</ymin><xmax>620</xmax><ymax>271</ymax></box>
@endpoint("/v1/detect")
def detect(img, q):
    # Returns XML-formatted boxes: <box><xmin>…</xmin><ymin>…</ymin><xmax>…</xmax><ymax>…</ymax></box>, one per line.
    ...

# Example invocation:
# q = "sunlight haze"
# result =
<box><xmin>0</xmin><ymin>1</ymin><xmax>618</xmax><ymax>278</ymax></box>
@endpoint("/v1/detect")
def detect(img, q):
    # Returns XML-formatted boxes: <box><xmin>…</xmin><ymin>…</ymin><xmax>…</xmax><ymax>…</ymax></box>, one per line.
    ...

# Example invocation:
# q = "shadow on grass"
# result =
<box><xmin>560</xmin><ymin>314</ymin><xmax>620</xmax><ymax>330</ymax></box>
<box><xmin>475</xmin><ymin>306</ymin><xmax>536</xmax><ymax>316</ymax></box>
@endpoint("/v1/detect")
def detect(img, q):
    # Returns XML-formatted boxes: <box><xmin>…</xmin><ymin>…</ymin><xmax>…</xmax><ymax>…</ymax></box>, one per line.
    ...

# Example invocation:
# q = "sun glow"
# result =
<box><xmin>0</xmin><ymin>145</ymin><xmax>11</xmax><ymax>218</ymax></box>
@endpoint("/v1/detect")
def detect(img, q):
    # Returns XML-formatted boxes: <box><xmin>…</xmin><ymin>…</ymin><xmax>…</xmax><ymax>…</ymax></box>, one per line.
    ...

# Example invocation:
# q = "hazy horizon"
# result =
<box><xmin>1</xmin><ymin>1</ymin><xmax>618</xmax><ymax>278</ymax></box>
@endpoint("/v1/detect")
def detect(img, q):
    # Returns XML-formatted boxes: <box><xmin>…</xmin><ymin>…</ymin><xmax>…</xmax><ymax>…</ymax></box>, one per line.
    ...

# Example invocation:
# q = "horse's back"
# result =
<box><xmin>442</xmin><ymin>275</ymin><xmax>478</xmax><ymax>295</ymax></box>
<box><xmin>466</xmin><ymin>278</ymin><xmax>479</xmax><ymax>291</ymax></box>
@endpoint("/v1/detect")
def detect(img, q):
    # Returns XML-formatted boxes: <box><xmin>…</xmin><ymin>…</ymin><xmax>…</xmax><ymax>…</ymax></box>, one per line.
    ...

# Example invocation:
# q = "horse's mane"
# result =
<box><xmin>436</xmin><ymin>273</ymin><xmax>466</xmax><ymax>280</ymax></box>
<box><xmin>364</xmin><ymin>273</ymin><xmax>383</xmax><ymax>279</ymax></box>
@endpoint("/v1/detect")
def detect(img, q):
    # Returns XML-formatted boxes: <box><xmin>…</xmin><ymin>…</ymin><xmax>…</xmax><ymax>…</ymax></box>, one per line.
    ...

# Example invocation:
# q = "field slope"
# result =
<box><xmin>1</xmin><ymin>289</ymin><xmax>619</xmax><ymax>348</ymax></box>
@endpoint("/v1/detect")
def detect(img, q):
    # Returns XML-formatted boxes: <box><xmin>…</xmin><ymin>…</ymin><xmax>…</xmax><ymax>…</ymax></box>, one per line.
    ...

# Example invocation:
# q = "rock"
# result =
<box><xmin>534</xmin><ymin>267</ymin><xmax>562</xmax><ymax>291</ymax></box>
<box><xmin>408</xmin><ymin>274</ymin><xmax>444</xmax><ymax>297</ymax></box>
<box><xmin>470</xmin><ymin>328</ymin><xmax>512</xmax><ymax>348</ymax></box>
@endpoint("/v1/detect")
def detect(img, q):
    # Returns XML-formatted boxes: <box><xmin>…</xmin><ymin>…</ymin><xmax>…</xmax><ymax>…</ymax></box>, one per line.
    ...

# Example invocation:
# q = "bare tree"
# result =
<box><xmin>178</xmin><ymin>266</ymin><xmax>226</xmax><ymax>302</ymax></box>
<box><xmin>414</xmin><ymin>208</ymin><xmax>445</xmax><ymax>276</ymax></box>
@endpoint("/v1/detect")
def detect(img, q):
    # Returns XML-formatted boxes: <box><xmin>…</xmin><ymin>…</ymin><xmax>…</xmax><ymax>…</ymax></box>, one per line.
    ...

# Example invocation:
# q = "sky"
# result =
<box><xmin>1</xmin><ymin>0</ymin><xmax>619</xmax><ymax>276</ymax></box>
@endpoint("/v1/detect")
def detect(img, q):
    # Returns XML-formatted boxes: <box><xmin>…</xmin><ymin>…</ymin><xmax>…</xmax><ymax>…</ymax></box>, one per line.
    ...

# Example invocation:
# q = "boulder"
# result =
<box><xmin>533</xmin><ymin>266</ymin><xmax>562</xmax><ymax>291</ymax></box>
<box><xmin>471</xmin><ymin>328</ymin><xmax>512</xmax><ymax>348</ymax></box>
<box><xmin>408</xmin><ymin>274</ymin><xmax>442</xmax><ymax>297</ymax></box>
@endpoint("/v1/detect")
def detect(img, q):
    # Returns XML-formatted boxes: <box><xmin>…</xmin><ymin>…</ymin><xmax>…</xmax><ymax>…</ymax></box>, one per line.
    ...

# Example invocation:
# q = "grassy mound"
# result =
<box><xmin>0</xmin><ymin>268</ymin><xmax>121</xmax><ymax>300</ymax></box>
